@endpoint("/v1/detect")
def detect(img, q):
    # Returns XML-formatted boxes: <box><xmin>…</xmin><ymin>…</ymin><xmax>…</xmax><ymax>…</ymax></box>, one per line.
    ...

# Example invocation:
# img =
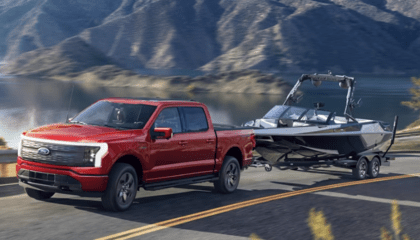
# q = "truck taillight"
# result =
<box><xmin>250</xmin><ymin>134</ymin><xmax>256</xmax><ymax>148</ymax></box>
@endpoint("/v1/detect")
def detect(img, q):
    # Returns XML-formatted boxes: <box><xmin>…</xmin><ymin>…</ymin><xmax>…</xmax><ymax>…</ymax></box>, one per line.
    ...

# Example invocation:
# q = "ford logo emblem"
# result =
<box><xmin>37</xmin><ymin>147</ymin><xmax>51</xmax><ymax>155</ymax></box>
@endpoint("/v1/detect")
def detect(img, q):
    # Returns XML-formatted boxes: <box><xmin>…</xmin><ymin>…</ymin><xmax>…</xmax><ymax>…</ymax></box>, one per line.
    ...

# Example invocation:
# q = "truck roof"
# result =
<box><xmin>103</xmin><ymin>97</ymin><xmax>200</xmax><ymax>106</ymax></box>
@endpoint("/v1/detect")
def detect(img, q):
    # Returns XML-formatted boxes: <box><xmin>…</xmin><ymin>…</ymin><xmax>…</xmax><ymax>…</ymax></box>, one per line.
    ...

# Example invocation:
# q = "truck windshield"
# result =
<box><xmin>70</xmin><ymin>100</ymin><xmax>157</xmax><ymax>129</ymax></box>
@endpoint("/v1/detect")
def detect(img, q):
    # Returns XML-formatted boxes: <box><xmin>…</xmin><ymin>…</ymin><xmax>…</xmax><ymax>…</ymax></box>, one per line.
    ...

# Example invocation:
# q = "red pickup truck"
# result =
<box><xmin>16</xmin><ymin>98</ymin><xmax>255</xmax><ymax>211</ymax></box>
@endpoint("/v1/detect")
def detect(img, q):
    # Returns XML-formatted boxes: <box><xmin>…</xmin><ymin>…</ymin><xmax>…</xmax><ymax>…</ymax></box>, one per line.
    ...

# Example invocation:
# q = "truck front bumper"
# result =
<box><xmin>16</xmin><ymin>162</ymin><xmax>108</xmax><ymax>197</ymax></box>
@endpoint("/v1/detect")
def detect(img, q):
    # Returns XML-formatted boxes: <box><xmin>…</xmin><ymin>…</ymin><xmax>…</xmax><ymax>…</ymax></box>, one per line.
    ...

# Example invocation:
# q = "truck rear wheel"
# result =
<box><xmin>102</xmin><ymin>163</ymin><xmax>138</xmax><ymax>212</ymax></box>
<box><xmin>214</xmin><ymin>156</ymin><xmax>240</xmax><ymax>193</ymax></box>
<box><xmin>24</xmin><ymin>188</ymin><xmax>55</xmax><ymax>200</ymax></box>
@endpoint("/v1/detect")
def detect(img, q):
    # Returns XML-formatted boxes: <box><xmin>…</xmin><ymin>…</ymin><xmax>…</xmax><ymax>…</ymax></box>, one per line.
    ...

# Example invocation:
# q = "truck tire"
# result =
<box><xmin>352</xmin><ymin>157</ymin><xmax>368</xmax><ymax>180</ymax></box>
<box><xmin>24</xmin><ymin>188</ymin><xmax>55</xmax><ymax>200</ymax></box>
<box><xmin>102</xmin><ymin>163</ymin><xmax>138</xmax><ymax>212</ymax></box>
<box><xmin>214</xmin><ymin>156</ymin><xmax>241</xmax><ymax>193</ymax></box>
<box><xmin>368</xmin><ymin>157</ymin><xmax>380</xmax><ymax>178</ymax></box>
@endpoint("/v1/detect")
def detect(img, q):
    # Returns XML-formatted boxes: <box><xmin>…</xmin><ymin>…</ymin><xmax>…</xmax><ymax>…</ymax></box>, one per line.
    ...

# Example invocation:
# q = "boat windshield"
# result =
<box><xmin>263</xmin><ymin>105</ymin><xmax>332</xmax><ymax>124</ymax></box>
<box><xmin>281</xmin><ymin>107</ymin><xmax>307</xmax><ymax>120</ymax></box>
<box><xmin>263</xmin><ymin>105</ymin><xmax>289</xmax><ymax>119</ymax></box>
<box><xmin>300</xmin><ymin>109</ymin><xmax>331</xmax><ymax>123</ymax></box>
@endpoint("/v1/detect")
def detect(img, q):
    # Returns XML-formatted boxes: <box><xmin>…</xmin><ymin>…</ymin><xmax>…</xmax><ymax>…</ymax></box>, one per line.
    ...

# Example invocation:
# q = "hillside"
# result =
<box><xmin>2</xmin><ymin>0</ymin><xmax>420</xmax><ymax>74</ymax></box>
<box><xmin>43</xmin><ymin>65</ymin><xmax>293</xmax><ymax>95</ymax></box>
<box><xmin>2</xmin><ymin>37</ymin><xmax>115</xmax><ymax>76</ymax></box>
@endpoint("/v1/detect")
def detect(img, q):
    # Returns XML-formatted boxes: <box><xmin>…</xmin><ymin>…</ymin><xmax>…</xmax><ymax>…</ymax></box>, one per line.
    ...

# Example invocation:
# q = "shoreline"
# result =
<box><xmin>2</xmin><ymin>67</ymin><xmax>294</xmax><ymax>95</ymax></box>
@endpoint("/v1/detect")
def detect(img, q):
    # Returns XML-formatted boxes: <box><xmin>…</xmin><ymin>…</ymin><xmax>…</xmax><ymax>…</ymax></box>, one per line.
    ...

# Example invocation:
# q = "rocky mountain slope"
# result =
<box><xmin>2</xmin><ymin>0</ymin><xmax>420</xmax><ymax>74</ymax></box>
<box><xmin>3</xmin><ymin>37</ymin><xmax>114</xmax><ymax>76</ymax></box>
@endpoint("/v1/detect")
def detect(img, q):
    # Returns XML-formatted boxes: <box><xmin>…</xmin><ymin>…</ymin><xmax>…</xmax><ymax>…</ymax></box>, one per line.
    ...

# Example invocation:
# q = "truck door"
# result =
<box><xmin>148</xmin><ymin>107</ymin><xmax>188</xmax><ymax>181</ymax></box>
<box><xmin>178</xmin><ymin>106</ymin><xmax>216</xmax><ymax>174</ymax></box>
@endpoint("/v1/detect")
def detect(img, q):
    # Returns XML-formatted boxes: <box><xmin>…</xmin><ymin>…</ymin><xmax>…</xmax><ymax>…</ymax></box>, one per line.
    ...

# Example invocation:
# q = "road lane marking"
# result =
<box><xmin>0</xmin><ymin>194</ymin><xmax>26</xmax><ymax>200</ymax></box>
<box><xmin>0</xmin><ymin>182</ymin><xmax>18</xmax><ymax>187</ymax></box>
<box><xmin>96</xmin><ymin>173</ymin><xmax>420</xmax><ymax>240</ymax></box>
<box><xmin>314</xmin><ymin>191</ymin><xmax>420</xmax><ymax>207</ymax></box>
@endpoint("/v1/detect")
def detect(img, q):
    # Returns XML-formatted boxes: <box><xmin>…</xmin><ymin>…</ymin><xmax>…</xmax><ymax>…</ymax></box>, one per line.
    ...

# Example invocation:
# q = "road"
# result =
<box><xmin>0</xmin><ymin>157</ymin><xmax>419</xmax><ymax>240</ymax></box>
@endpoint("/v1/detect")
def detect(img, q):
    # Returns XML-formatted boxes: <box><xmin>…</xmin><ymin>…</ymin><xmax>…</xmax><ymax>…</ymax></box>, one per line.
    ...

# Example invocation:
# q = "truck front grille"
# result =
<box><xmin>21</xmin><ymin>139</ymin><xmax>85</xmax><ymax>166</ymax></box>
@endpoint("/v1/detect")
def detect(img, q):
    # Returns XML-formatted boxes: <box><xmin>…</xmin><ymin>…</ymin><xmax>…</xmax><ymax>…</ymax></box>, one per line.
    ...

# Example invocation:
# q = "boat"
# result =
<box><xmin>243</xmin><ymin>73</ymin><xmax>395</xmax><ymax>165</ymax></box>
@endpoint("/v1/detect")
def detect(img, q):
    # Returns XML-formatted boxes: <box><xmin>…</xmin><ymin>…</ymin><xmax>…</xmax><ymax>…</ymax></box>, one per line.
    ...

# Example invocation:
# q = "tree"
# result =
<box><xmin>0</xmin><ymin>137</ymin><xmax>8</xmax><ymax>149</ymax></box>
<box><xmin>401</xmin><ymin>77</ymin><xmax>420</xmax><ymax>110</ymax></box>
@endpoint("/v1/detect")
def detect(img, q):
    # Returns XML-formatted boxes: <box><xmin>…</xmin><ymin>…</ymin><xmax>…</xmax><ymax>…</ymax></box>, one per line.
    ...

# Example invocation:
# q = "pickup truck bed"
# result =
<box><xmin>213</xmin><ymin>123</ymin><xmax>255</xmax><ymax>131</ymax></box>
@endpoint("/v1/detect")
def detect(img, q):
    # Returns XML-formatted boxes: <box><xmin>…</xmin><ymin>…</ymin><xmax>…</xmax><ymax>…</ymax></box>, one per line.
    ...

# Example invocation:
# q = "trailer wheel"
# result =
<box><xmin>352</xmin><ymin>157</ymin><xmax>368</xmax><ymax>180</ymax></box>
<box><xmin>102</xmin><ymin>163</ymin><xmax>138</xmax><ymax>212</ymax></box>
<box><xmin>25</xmin><ymin>188</ymin><xmax>55</xmax><ymax>200</ymax></box>
<box><xmin>214</xmin><ymin>156</ymin><xmax>240</xmax><ymax>193</ymax></box>
<box><xmin>368</xmin><ymin>157</ymin><xmax>380</xmax><ymax>178</ymax></box>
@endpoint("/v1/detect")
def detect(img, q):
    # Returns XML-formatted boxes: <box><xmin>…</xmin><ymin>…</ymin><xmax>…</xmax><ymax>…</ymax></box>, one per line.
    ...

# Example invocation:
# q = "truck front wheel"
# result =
<box><xmin>214</xmin><ymin>156</ymin><xmax>241</xmax><ymax>193</ymax></box>
<box><xmin>102</xmin><ymin>163</ymin><xmax>138</xmax><ymax>211</ymax></box>
<box><xmin>25</xmin><ymin>188</ymin><xmax>55</xmax><ymax>200</ymax></box>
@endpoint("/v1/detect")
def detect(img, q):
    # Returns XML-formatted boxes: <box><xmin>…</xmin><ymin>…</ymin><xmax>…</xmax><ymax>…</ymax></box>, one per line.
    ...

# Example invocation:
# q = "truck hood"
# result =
<box><xmin>25</xmin><ymin>123</ymin><xmax>138</xmax><ymax>142</ymax></box>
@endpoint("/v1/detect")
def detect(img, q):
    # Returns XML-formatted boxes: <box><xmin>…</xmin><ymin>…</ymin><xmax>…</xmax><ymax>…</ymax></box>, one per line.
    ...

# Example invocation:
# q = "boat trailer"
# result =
<box><xmin>250</xmin><ymin>116</ymin><xmax>400</xmax><ymax>180</ymax></box>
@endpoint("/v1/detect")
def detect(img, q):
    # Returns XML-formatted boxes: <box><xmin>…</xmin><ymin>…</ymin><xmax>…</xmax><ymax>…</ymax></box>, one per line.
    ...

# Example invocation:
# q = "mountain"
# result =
<box><xmin>2</xmin><ymin>37</ymin><xmax>114</xmax><ymax>76</ymax></box>
<box><xmin>2</xmin><ymin>0</ymin><xmax>420</xmax><ymax>74</ymax></box>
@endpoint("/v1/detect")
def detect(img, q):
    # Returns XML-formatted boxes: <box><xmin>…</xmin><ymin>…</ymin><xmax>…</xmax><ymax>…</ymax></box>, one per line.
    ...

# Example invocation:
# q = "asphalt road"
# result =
<box><xmin>1</xmin><ymin>157</ymin><xmax>419</xmax><ymax>240</ymax></box>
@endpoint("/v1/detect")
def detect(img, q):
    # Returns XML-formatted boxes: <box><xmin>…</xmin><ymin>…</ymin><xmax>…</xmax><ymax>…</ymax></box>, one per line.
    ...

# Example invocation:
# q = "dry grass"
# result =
<box><xmin>307</xmin><ymin>208</ymin><xmax>334</xmax><ymax>240</ymax></box>
<box><xmin>386</xmin><ymin>138</ymin><xmax>420</xmax><ymax>151</ymax></box>
<box><xmin>305</xmin><ymin>201</ymin><xmax>411</xmax><ymax>240</ymax></box>
<box><xmin>0</xmin><ymin>163</ymin><xmax>16</xmax><ymax>178</ymax></box>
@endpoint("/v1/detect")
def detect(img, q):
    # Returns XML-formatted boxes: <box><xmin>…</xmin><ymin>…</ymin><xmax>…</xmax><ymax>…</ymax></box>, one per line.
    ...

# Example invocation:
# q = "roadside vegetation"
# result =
<box><xmin>0</xmin><ymin>137</ymin><xmax>9</xmax><ymax>150</ymax></box>
<box><xmin>384</xmin><ymin>76</ymin><xmax>420</xmax><ymax>151</ymax></box>
<box><xmin>249</xmin><ymin>200</ymin><xmax>411</xmax><ymax>240</ymax></box>
<box><xmin>400</xmin><ymin>76</ymin><xmax>420</xmax><ymax>133</ymax></box>
<box><xmin>305</xmin><ymin>200</ymin><xmax>411</xmax><ymax>240</ymax></box>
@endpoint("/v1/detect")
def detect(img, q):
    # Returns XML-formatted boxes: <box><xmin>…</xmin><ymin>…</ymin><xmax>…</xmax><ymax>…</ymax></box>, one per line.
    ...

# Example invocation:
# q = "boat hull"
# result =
<box><xmin>254</xmin><ymin>123</ymin><xmax>392</xmax><ymax>163</ymax></box>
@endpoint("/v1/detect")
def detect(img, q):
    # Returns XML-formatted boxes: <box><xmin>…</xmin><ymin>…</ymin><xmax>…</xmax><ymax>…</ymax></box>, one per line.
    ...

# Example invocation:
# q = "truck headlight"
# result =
<box><xmin>83</xmin><ymin>147</ymin><xmax>100</xmax><ymax>166</ymax></box>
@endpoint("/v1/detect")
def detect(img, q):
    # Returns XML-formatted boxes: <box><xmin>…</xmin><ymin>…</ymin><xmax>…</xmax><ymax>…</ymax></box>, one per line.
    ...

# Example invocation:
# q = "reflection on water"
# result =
<box><xmin>0</xmin><ymin>76</ymin><xmax>418</xmax><ymax>149</ymax></box>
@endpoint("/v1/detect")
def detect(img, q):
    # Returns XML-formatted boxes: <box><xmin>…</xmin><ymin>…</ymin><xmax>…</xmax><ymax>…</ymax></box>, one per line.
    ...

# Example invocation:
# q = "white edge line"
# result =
<box><xmin>0</xmin><ymin>182</ymin><xmax>19</xmax><ymax>187</ymax></box>
<box><xmin>0</xmin><ymin>194</ymin><xmax>26</xmax><ymax>200</ymax></box>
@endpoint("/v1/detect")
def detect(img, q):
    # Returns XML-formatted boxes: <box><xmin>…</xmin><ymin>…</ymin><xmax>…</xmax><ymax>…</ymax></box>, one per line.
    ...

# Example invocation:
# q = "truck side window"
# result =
<box><xmin>182</xmin><ymin>107</ymin><xmax>209</xmax><ymax>132</ymax></box>
<box><xmin>154</xmin><ymin>108</ymin><xmax>182</xmax><ymax>133</ymax></box>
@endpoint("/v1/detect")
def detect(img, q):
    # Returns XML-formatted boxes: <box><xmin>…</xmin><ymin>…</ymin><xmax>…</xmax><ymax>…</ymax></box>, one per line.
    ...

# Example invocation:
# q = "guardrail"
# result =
<box><xmin>396</xmin><ymin>131</ymin><xmax>420</xmax><ymax>138</ymax></box>
<box><xmin>0</xmin><ymin>149</ymin><xmax>17</xmax><ymax>163</ymax></box>
<box><xmin>0</xmin><ymin>150</ymin><xmax>17</xmax><ymax>178</ymax></box>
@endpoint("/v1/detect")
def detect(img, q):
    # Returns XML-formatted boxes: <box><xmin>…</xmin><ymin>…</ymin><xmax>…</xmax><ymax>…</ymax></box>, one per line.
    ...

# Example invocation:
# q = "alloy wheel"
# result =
<box><xmin>116</xmin><ymin>172</ymin><xmax>135</xmax><ymax>205</ymax></box>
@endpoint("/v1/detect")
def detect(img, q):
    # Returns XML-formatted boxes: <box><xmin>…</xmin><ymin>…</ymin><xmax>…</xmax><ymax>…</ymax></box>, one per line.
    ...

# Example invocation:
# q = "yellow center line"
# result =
<box><xmin>96</xmin><ymin>173</ymin><xmax>420</xmax><ymax>240</ymax></box>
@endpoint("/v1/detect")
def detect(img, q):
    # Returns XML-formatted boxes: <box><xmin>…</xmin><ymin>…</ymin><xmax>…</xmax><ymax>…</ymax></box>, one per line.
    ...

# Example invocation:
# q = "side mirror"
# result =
<box><xmin>151</xmin><ymin>127</ymin><xmax>173</xmax><ymax>140</ymax></box>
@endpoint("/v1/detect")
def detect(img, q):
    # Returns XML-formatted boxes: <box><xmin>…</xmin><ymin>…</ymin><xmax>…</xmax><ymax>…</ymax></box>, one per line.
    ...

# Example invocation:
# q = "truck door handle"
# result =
<box><xmin>206</xmin><ymin>139</ymin><xmax>215</xmax><ymax>144</ymax></box>
<box><xmin>179</xmin><ymin>141</ymin><xmax>188</xmax><ymax>145</ymax></box>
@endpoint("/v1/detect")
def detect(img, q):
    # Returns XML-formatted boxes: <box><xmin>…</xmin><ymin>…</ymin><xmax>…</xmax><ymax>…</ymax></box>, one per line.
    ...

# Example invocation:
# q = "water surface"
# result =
<box><xmin>0</xmin><ymin>75</ymin><xmax>417</xmax><ymax>149</ymax></box>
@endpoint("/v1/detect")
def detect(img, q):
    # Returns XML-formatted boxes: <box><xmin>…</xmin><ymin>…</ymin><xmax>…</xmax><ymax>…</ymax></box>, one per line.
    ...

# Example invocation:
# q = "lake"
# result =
<box><xmin>0</xmin><ymin>75</ymin><xmax>418</xmax><ymax>149</ymax></box>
